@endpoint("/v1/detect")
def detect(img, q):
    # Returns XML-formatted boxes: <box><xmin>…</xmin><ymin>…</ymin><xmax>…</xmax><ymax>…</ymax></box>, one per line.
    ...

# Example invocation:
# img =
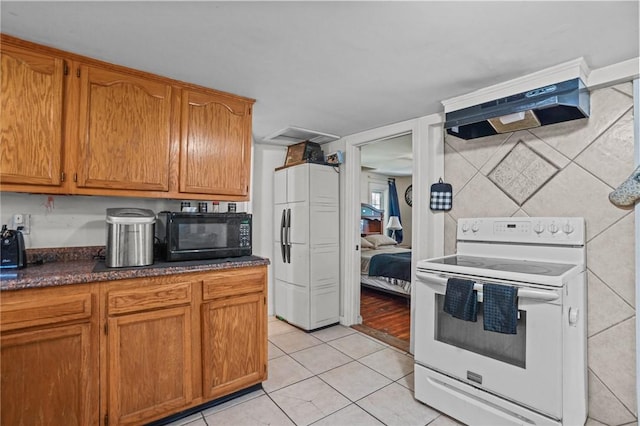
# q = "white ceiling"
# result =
<box><xmin>2</xmin><ymin>1</ymin><xmax>638</xmax><ymax>148</ymax></box>
<box><xmin>361</xmin><ymin>134</ymin><xmax>413</xmax><ymax>177</ymax></box>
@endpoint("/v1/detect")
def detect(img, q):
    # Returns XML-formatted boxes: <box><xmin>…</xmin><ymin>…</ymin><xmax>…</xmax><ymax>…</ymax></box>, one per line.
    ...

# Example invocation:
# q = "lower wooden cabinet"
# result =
<box><xmin>0</xmin><ymin>284</ymin><xmax>99</xmax><ymax>426</ymax></box>
<box><xmin>1</xmin><ymin>323</ymin><xmax>95</xmax><ymax>425</ymax></box>
<box><xmin>0</xmin><ymin>265</ymin><xmax>268</xmax><ymax>426</ymax></box>
<box><xmin>107</xmin><ymin>306</ymin><xmax>193</xmax><ymax>425</ymax></box>
<box><xmin>203</xmin><ymin>292</ymin><xmax>266</xmax><ymax>399</ymax></box>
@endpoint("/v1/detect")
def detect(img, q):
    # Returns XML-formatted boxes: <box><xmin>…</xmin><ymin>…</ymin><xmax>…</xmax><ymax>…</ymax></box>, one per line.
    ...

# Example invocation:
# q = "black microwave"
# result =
<box><xmin>155</xmin><ymin>212</ymin><xmax>252</xmax><ymax>261</ymax></box>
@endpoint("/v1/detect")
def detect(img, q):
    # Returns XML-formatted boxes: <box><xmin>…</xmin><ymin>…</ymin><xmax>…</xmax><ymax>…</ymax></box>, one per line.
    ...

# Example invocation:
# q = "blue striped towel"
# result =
<box><xmin>444</xmin><ymin>278</ymin><xmax>477</xmax><ymax>322</ymax></box>
<box><xmin>483</xmin><ymin>284</ymin><xmax>518</xmax><ymax>334</ymax></box>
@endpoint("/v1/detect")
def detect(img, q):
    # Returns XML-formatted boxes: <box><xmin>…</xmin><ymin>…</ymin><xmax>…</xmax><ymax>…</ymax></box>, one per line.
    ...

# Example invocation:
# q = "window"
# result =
<box><xmin>371</xmin><ymin>191</ymin><xmax>383</xmax><ymax>210</ymax></box>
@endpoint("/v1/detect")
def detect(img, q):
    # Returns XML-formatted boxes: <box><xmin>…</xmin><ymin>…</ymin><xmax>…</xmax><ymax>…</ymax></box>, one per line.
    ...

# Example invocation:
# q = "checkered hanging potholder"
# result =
<box><xmin>430</xmin><ymin>178</ymin><xmax>453</xmax><ymax>211</ymax></box>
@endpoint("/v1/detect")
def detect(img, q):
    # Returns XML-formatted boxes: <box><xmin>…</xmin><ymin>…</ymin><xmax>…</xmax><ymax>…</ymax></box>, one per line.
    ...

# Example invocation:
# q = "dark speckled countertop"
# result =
<box><xmin>0</xmin><ymin>246</ymin><xmax>270</xmax><ymax>291</ymax></box>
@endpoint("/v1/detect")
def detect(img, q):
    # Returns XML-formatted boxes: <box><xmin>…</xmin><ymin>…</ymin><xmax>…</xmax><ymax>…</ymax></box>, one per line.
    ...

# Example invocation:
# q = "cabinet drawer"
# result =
<box><xmin>108</xmin><ymin>281</ymin><xmax>192</xmax><ymax>316</ymax></box>
<box><xmin>202</xmin><ymin>268</ymin><xmax>266</xmax><ymax>300</ymax></box>
<box><xmin>1</xmin><ymin>293</ymin><xmax>93</xmax><ymax>332</ymax></box>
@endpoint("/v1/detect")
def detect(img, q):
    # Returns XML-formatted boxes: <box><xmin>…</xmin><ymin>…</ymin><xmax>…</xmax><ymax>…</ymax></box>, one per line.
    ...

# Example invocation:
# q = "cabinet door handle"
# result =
<box><xmin>280</xmin><ymin>209</ymin><xmax>286</xmax><ymax>263</ymax></box>
<box><xmin>286</xmin><ymin>208</ymin><xmax>292</xmax><ymax>263</ymax></box>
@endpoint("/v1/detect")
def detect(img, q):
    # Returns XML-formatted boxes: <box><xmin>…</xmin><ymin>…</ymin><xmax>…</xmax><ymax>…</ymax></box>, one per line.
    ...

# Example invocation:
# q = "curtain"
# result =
<box><xmin>388</xmin><ymin>178</ymin><xmax>403</xmax><ymax>243</ymax></box>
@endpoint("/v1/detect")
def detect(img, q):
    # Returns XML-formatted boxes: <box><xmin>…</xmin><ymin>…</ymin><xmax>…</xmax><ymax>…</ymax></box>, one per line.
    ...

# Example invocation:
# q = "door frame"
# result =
<box><xmin>341</xmin><ymin>113</ymin><xmax>445</xmax><ymax>353</ymax></box>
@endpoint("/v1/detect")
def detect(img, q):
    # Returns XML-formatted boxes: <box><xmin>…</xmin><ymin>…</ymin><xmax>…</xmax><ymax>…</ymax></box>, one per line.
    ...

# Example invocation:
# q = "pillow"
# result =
<box><xmin>364</xmin><ymin>234</ymin><xmax>398</xmax><ymax>248</ymax></box>
<box><xmin>361</xmin><ymin>237</ymin><xmax>375</xmax><ymax>249</ymax></box>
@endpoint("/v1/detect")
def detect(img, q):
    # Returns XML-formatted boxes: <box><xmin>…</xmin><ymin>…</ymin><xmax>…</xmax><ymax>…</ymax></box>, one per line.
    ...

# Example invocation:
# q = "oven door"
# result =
<box><xmin>415</xmin><ymin>270</ymin><xmax>563</xmax><ymax>419</ymax></box>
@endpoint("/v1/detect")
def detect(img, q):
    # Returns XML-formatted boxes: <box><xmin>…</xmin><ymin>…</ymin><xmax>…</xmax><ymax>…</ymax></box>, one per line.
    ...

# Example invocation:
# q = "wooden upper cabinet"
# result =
<box><xmin>76</xmin><ymin>64</ymin><xmax>174</xmax><ymax>192</ymax></box>
<box><xmin>180</xmin><ymin>90</ymin><xmax>252</xmax><ymax>197</ymax></box>
<box><xmin>0</xmin><ymin>35</ymin><xmax>255</xmax><ymax>199</ymax></box>
<box><xmin>0</xmin><ymin>44</ymin><xmax>64</xmax><ymax>187</ymax></box>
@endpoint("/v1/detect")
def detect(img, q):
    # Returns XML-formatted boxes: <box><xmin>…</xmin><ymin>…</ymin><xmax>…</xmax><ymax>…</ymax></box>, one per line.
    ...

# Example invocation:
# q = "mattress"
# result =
<box><xmin>360</xmin><ymin>246</ymin><xmax>412</xmax><ymax>297</ymax></box>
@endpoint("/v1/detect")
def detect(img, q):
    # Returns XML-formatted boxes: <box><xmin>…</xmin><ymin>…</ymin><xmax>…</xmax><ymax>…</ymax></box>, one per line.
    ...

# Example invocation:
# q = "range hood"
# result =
<box><xmin>445</xmin><ymin>78</ymin><xmax>590</xmax><ymax>140</ymax></box>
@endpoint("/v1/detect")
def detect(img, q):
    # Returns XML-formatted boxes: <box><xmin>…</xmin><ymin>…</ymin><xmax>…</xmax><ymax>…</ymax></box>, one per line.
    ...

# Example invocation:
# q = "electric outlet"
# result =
<box><xmin>12</xmin><ymin>213</ymin><xmax>30</xmax><ymax>234</ymax></box>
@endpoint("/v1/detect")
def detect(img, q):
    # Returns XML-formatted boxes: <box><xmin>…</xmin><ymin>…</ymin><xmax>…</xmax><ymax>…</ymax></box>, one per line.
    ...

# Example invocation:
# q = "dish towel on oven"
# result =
<box><xmin>483</xmin><ymin>283</ymin><xmax>518</xmax><ymax>334</ymax></box>
<box><xmin>443</xmin><ymin>278</ymin><xmax>477</xmax><ymax>321</ymax></box>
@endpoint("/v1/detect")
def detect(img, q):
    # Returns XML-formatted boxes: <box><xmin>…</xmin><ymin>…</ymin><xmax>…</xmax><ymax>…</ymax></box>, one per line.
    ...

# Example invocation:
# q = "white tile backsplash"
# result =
<box><xmin>529</xmin><ymin>87</ymin><xmax>633</xmax><ymax>159</ymax></box>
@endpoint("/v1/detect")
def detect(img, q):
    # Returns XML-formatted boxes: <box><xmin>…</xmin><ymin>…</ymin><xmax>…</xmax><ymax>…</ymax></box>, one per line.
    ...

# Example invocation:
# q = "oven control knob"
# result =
<box><xmin>461</xmin><ymin>223</ymin><xmax>469</xmax><ymax>233</ymax></box>
<box><xmin>534</xmin><ymin>223</ymin><xmax>545</xmax><ymax>234</ymax></box>
<box><xmin>568</xmin><ymin>307</ymin><xmax>579</xmax><ymax>326</ymax></box>
<box><xmin>548</xmin><ymin>223</ymin><xmax>559</xmax><ymax>234</ymax></box>
<box><xmin>471</xmin><ymin>222</ymin><xmax>480</xmax><ymax>233</ymax></box>
<box><xmin>562</xmin><ymin>222</ymin><xmax>574</xmax><ymax>234</ymax></box>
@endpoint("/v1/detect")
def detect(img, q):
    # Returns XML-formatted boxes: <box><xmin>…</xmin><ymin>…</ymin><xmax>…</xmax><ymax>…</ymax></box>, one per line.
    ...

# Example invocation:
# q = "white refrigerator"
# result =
<box><xmin>273</xmin><ymin>163</ymin><xmax>340</xmax><ymax>330</ymax></box>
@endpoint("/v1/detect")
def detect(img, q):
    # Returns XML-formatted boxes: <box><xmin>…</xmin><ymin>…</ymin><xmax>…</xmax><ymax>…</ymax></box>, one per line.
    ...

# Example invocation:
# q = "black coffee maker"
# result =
<box><xmin>1</xmin><ymin>225</ymin><xmax>26</xmax><ymax>269</ymax></box>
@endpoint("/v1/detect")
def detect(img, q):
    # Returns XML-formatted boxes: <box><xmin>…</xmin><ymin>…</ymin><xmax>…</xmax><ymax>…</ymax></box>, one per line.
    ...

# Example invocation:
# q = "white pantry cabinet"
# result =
<box><xmin>273</xmin><ymin>163</ymin><xmax>339</xmax><ymax>330</ymax></box>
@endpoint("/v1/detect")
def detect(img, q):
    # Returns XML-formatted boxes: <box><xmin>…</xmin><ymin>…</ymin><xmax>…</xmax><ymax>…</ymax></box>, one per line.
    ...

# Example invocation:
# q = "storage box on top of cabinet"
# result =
<box><xmin>273</xmin><ymin>163</ymin><xmax>340</xmax><ymax>331</ymax></box>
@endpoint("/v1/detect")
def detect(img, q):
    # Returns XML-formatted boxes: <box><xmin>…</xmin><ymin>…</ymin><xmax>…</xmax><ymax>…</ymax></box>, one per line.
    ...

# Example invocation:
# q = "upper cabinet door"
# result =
<box><xmin>76</xmin><ymin>65</ymin><xmax>173</xmax><ymax>191</ymax></box>
<box><xmin>0</xmin><ymin>45</ymin><xmax>64</xmax><ymax>186</ymax></box>
<box><xmin>180</xmin><ymin>90</ymin><xmax>252</xmax><ymax>197</ymax></box>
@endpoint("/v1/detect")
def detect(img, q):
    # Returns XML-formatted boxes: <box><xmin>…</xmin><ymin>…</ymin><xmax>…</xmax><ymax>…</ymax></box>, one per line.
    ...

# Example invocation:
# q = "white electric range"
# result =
<box><xmin>414</xmin><ymin>217</ymin><xmax>587</xmax><ymax>426</ymax></box>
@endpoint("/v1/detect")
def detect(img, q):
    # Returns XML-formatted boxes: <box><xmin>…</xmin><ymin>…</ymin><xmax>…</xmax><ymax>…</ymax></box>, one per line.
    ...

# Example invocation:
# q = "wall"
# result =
<box><xmin>0</xmin><ymin>193</ymin><xmax>250</xmax><ymax>249</ymax></box>
<box><xmin>0</xmin><ymin>193</ymin><xmax>177</xmax><ymax>248</ymax></box>
<box><xmin>251</xmin><ymin>143</ymin><xmax>287</xmax><ymax>315</ymax></box>
<box><xmin>443</xmin><ymin>83</ymin><xmax>636</xmax><ymax>425</ymax></box>
<box><xmin>360</xmin><ymin>171</ymin><xmax>387</xmax><ymax>204</ymax></box>
<box><xmin>395</xmin><ymin>176</ymin><xmax>412</xmax><ymax>247</ymax></box>
<box><xmin>359</xmin><ymin>171</ymin><xmax>413</xmax><ymax>247</ymax></box>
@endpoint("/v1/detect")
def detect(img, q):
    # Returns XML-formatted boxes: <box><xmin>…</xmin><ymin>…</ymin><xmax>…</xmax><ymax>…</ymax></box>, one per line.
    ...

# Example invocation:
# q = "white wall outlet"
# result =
<box><xmin>12</xmin><ymin>213</ymin><xmax>30</xmax><ymax>234</ymax></box>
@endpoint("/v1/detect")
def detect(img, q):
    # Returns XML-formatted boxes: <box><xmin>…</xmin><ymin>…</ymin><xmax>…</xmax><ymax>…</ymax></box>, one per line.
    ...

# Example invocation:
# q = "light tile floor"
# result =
<box><xmin>166</xmin><ymin>317</ymin><xmax>463</xmax><ymax>426</ymax></box>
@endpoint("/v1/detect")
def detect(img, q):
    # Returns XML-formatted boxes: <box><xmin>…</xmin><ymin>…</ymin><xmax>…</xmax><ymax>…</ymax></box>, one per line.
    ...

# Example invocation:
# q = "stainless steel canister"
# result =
<box><xmin>105</xmin><ymin>208</ymin><xmax>156</xmax><ymax>267</ymax></box>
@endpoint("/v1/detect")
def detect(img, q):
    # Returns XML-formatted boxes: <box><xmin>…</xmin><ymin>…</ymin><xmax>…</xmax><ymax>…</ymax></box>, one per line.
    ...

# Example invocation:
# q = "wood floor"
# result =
<box><xmin>354</xmin><ymin>287</ymin><xmax>410</xmax><ymax>351</ymax></box>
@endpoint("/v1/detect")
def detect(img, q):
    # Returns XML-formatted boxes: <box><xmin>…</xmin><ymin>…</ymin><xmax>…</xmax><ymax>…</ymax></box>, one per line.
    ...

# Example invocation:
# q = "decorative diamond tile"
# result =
<box><xmin>481</xmin><ymin>130</ymin><xmax>571</xmax><ymax>176</ymax></box>
<box><xmin>488</xmin><ymin>142</ymin><xmax>558</xmax><ymax>205</ymax></box>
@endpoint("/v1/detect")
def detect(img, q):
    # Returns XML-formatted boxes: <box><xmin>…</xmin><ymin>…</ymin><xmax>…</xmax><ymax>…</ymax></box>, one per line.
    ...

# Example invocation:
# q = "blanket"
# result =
<box><xmin>368</xmin><ymin>251</ymin><xmax>412</xmax><ymax>282</ymax></box>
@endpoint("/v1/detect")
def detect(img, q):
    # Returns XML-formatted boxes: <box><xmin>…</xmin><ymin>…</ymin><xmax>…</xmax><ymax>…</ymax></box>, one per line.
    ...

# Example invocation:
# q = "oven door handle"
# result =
<box><xmin>415</xmin><ymin>271</ymin><xmax>559</xmax><ymax>302</ymax></box>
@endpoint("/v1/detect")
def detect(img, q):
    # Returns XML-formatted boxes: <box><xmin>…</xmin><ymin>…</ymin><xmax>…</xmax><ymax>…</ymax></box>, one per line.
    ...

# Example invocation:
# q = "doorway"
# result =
<box><xmin>355</xmin><ymin>135</ymin><xmax>413</xmax><ymax>350</ymax></box>
<box><xmin>342</xmin><ymin>114</ymin><xmax>445</xmax><ymax>354</ymax></box>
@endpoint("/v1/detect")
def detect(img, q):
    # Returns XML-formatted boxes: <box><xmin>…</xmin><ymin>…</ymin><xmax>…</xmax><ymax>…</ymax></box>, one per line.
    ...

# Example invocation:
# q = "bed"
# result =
<box><xmin>360</xmin><ymin>204</ymin><xmax>412</xmax><ymax>298</ymax></box>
